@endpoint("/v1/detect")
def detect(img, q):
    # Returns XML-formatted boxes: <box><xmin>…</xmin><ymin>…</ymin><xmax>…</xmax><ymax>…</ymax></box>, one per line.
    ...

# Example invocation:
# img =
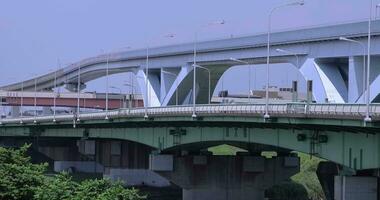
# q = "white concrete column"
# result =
<box><xmin>135</xmin><ymin>69</ymin><xmax>161</xmax><ymax>107</ymax></box>
<box><xmin>348</xmin><ymin>56</ymin><xmax>365</xmax><ymax>103</ymax></box>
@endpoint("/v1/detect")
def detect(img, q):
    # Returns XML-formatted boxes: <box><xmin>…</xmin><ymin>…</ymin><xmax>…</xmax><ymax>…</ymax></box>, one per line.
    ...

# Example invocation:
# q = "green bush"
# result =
<box><xmin>265</xmin><ymin>181</ymin><xmax>309</xmax><ymax>200</ymax></box>
<box><xmin>0</xmin><ymin>144</ymin><xmax>145</xmax><ymax>200</ymax></box>
<box><xmin>0</xmin><ymin>144</ymin><xmax>47</xmax><ymax>200</ymax></box>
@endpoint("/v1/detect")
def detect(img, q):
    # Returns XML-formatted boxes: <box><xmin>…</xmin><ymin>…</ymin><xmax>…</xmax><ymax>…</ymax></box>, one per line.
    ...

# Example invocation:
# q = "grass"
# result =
<box><xmin>208</xmin><ymin>144</ymin><xmax>325</xmax><ymax>200</ymax></box>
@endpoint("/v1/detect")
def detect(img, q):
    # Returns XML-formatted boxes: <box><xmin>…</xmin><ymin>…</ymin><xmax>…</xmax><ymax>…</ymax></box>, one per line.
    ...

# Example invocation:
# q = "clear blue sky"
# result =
<box><xmin>0</xmin><ymin>0</ymin><xmax>373</xmax><ymax>94</ymax></box>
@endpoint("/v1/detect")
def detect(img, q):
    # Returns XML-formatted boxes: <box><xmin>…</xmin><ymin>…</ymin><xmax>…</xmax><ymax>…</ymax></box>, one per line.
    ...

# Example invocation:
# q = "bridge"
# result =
<box><xmin>0</xmin><ymin>90</ymin><xmax>143</xmax><ymax>114</ymax></box>
<box><xmin>2</xmin><ymin>20</ymin><xmax>380</xmax><ymax>106</ymax></box>
<box><xmin>1</xmin><ymin>19</ymin><xmax>380</xmax><ymax>200</ymax></box>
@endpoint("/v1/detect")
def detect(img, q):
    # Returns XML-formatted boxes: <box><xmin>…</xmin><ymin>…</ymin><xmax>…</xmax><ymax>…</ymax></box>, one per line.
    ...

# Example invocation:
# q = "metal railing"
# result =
<box><xmin>1</xmin><ymin>103</ymin><xmax>379</xmax><ymax>125</ymax></box>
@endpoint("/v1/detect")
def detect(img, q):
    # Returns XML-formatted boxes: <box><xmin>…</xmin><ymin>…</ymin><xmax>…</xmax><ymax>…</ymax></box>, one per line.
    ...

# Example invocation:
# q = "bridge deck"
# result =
<box><xmin>1</xmin><ymin>103</ymin><xmax>380</xmax><ymax>126</ymax></box>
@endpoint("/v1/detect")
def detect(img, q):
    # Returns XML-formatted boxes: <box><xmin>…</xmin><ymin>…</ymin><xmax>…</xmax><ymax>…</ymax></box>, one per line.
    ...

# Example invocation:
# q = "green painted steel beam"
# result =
<box><xmin>1</xmin><ymin>115</ymin><xmax>379</xmax><ymax>169</ymax></box>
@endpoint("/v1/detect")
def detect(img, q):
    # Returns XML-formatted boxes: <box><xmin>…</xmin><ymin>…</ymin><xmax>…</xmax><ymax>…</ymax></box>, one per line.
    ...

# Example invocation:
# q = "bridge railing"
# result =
<box><xmin>1</xmin><ymin>103</ymin><xmax>380</xmax><ymax>125</ymax></box>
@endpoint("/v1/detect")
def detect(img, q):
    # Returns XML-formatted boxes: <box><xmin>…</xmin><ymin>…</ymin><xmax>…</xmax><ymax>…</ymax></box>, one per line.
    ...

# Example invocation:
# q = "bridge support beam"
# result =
<box><xmin>150</xmin><ymin>154</ymin><xmax>300</xmax><ymax>200</ymax></box>
<box><xmin>334</xmin><ymin>176</ymin><xmax>378</xmax><ymax>200</ymax></box>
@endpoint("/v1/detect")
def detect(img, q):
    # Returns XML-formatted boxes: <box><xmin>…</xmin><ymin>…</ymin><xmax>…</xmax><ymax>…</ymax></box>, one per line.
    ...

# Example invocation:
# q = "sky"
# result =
<box><xmin>0</xmin><ymin>0</ymin><xmax>374</xmax><ymax>95</ymax></box>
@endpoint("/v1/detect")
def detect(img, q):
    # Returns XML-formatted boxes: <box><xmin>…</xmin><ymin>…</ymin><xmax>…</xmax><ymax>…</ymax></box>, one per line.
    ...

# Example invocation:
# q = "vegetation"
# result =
<box><xmin>265</xmin><ymin>181</ymin><xmax>309</xmax><ymax>200</ymax></box>
<box><xmin>0</xmin><ymin>144</ymin><xmax>146</xmax><ymax>200</ymax></box>
<box><xmin>292</xmin><ymin>153</ymin><xmax>325</xmax><ymax>200</ymax></box>
<box><xmin>208</xmin><ymin>144</ymin><xmax>325</xmax><ymax>200</ymax></box>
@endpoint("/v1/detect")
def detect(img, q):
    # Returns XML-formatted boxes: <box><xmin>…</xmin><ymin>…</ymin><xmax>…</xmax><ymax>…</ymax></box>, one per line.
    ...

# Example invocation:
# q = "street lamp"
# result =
<box><xmin>105</xmin><ymin>53</ymin><xmax>110</xmax><ymax>120</ymax></box>
<box><xmin>52</xmin><ymin>59</ymin><xmax>60</xmax><ymax>123</ymax></box>
<box><xmin>364</xmin><ymin>0</ymin><xmax>379</xmax><ymax>123</ymax></box>
<box><xmin>20</xmin><ymin>81</ymin><xmax>24</xmax><ymax>124</ymax></box>
<box><xmin>230</xmin><ymin>58</ymin><xmax>252</xmax><ymax>103</ymax></box>
<box><xmin>104</xmin><ymin>46</ymin><xmax>131</xmax><ymax>120</ymax></box>
<box><xmin>265</xmin><ymin>0</ymin><xmax>305</xmax><ymax>120</ymax></box>
<box><xmin>192</xmin><ymin>20</ymin><xmax>225</xmax><ymax>118</ymax></box>
<box><xmin>192</xmin><ymin>64</ymin><xmax>211</xmax><ymax>105</ymax></box>
<box><xmin>145</xmin><ymin>34</ymin><xmax>175</xmax><ymax>119</ymax></box>
<box><xmin>34</xmin><ymin>76</ymin><xmax>38</xmax><ymax>124</ymax></box>
<box><xmin>161</xmin><ymin>70</ymin><xmax>179</xmax><ymax>106</ymax></box>
<box><xmin>339</xmin><ymin>37</ymin><xmax>366</xmax><ymax>103</ymax></box>
<box><xmin>76</xmin><ymin>64</ymin><xmax>81</xmax><ymax>122</ymax></box>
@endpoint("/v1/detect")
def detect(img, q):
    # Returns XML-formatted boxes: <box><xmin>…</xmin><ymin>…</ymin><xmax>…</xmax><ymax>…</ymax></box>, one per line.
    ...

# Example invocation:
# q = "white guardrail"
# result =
<box><xmin>1</xmin><ymin>103</ymin><xmax>380</xmax><ymax>125</ymax></box>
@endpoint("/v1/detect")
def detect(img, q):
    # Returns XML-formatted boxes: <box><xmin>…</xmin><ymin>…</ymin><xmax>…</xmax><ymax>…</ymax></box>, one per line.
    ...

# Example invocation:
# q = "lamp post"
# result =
<box><xmin>20</xmin><ymin>81</ymin><xmax>24</xmax><ymax>124</ymax></box>
<box><xmin>265</xmin><ymin>1</ymin><xmax>305</xmax><ymax>120</ymax></box>
<box><xmin>53</xmin><ymin>59</ymin><xmax>60</xmax><ymax>122</ymax></box>
<box><xmin>145</xmin><ymin>34</ymin><xmax>175</xmax><ymax>119</ymax></box>
<box><xmin>230</xmin><ymin>58</ymin><xmax>252</xmax><ymax>103</ymax></box>
<box><xmin>339</xmin><ymin>37</ymin><xmax>366</xmax><ymax>103</ymax></box>
<box><xmin>364</xmin><ymin>0</ymin><xmax>379</xmax><ymax>123</ymax></box>
<box><xmin>103</xmin><ymin>46</ymin><xmax>131</xmax><ymax>119</ymax></box>
<box><xmin>161</xmin><ymin>70</ymin><xmax>179</xmax><ymax>105</ymax></box>
<box><xmin>105</xmin><ymin>53</ymin><xmax>110</xmax><ymax>120</ymax></box>
<box><xmin>192</xmin><ymin>64</ymin><xmax>211</xmax><ymax>105</ymax></box>
<box><xmin>34</xmin><ymin>76</ymin><xmax>38</xmax><ymax>124</ymax></box>
<box><xmin>76</xmin><ymin>64</ymin><xmax>81</xmax><ymax>122</ymax></box>
<box><xmin>192</xmin><ymin>20</ymin><xmax>225</xmax><ymax>118</ymax></box>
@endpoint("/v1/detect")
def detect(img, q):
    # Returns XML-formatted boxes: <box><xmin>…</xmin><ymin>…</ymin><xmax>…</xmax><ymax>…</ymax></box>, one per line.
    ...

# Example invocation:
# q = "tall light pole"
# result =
<box><xmin>145</xmin><ymin>34</ymin><xmax>175</xmax><ymax>119</ymax></box>
<box><xmin>339</xmin><ymin>37</ymin><xmax>367</xmax><ymax>103</ymax></box>
<box><xmin>161</xmin><ymin>70</ymin><xmax>179</xmax><ymax>105</ymax></box>
<box><xmin>105</xmin><ymin>53</ymin><xmax>110</xmax><ymax>120</ymax></box>
<box><xmin>230</xmin><ymin>58</ymin><xmax>252</xmax><ymax>103</ymax></box>
<box><xmin>103</xmin><ymin>46</ymin><xmax>131</xmax><ymax>119</ymax></box>
<box><xmin>193</xmin><ymin>20</ymin><xmax>225</xmax><ymax>118</ymax></box>
<box><xmin>265</xmin><ymin>1</ymin><xmax>305</xmax><ymax>120</ymax></box>
<box><xmin>34</xmin><ymin>76</ymin><xmax>38</xmax><ymax>124</ymax></box>
<box><xmin>76</xmin><ymin>64</ymin><xmax>81</xmax><ymax>122</ymax></box>
<box><xmin>192</xmin><ymin>64</ymin><xmax>211</xmax><ymax>104</ymax></box>
<box><xmin>20</xmin><ymin>81</ymin><xmax>24</xmax><ymax>123</ymax></box>
<box><xmin>364</xmin><ymin>0</ymin><xmax>378</xmax><ymax>123</ymax></box>
<box><xmin>53</xmin><ymin>59</ymin><xmax>60</xmax><ymax>122</ymax></box>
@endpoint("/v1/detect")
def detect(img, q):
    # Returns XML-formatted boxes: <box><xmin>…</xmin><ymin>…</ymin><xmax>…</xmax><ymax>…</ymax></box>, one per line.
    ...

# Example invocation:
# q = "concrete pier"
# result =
<box><xmin>151</xmin><ymin>154</ymin><xmax>300</xmax><ymax>200</ymax></box>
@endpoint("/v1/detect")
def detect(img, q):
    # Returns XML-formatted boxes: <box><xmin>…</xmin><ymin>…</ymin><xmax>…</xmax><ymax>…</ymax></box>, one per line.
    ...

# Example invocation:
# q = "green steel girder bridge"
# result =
<box><xmin>1</xmin><ymin>103</ymin><xmax>380</xmax><ymax>170</ymax></box>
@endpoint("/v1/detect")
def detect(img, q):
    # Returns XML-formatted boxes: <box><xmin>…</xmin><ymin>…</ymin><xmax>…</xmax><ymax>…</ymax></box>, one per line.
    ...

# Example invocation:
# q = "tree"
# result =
<box><xmin>0</xmin><ymin>144</ymin><xmax>47</xmax><ymax>200</ymax></box>
<box><xmin>35</xmin><ymin>173</ymin><xmax>145</xmax><ymax>200</ymax></box>
<box><xmin>34</xmin><ymin>173</ymin><xmax>77</xmax><ymax>200</ymax></box>
<box><xmin>0</xmin><ymin>144</ymin><xmax>145</xmax><ymax>200</ymax></box>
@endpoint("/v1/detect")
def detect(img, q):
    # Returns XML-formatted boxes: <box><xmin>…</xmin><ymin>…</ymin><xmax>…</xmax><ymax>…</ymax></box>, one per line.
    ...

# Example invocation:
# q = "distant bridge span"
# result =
<box><xmin>1</xmin><ymin>20</ymin><xmax>380</xmax><ymax>106</ymax></box>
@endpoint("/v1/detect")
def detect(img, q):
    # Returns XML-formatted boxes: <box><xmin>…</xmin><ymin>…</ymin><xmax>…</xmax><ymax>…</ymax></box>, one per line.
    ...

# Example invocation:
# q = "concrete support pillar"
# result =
<box><xmin>348</xmin><ymin>56</ymin><xmax>365</xmax><ymax>103</ymax></box>
<box><xmin>316</xmin><ymin>161</ymin><xmax>339</xmax><ymax>200</ymax></box>
<box><xmin>334</xmin><ymin>176</ymin><xmax>378</xmax><ymax>200</ymax></box>
<box><xmin>135</xmin><ymin>69</ymin><xmax>161</xmax><ymax>107</ymax></box>
<box><xmin>150</xmin><ymin>155</ymin><xmax>300</xmax><ymax>200</ymax></box>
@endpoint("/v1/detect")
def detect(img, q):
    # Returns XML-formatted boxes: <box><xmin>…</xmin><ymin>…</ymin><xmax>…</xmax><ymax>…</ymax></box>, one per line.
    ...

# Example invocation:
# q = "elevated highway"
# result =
<box><xmin>2</xmin><ymin>20</ymin><xmax>380</xmax><ymax>106</ymax></box>
<box><xmin>0</xmin><ymin>90</ymin><xmax>143</xmax><ymax>110</ymax></box>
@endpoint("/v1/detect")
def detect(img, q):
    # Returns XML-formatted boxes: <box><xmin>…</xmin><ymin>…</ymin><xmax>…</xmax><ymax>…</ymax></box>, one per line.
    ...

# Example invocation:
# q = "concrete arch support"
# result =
<box><xmin>136</xmin><ymin>69</ymin><xmax>161</xmax><ymax>107</ymax></box>
<box><xmin>300</xmin><ymin>58</ymin><xmax>347</xmax><ymax>103</ymax></box>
